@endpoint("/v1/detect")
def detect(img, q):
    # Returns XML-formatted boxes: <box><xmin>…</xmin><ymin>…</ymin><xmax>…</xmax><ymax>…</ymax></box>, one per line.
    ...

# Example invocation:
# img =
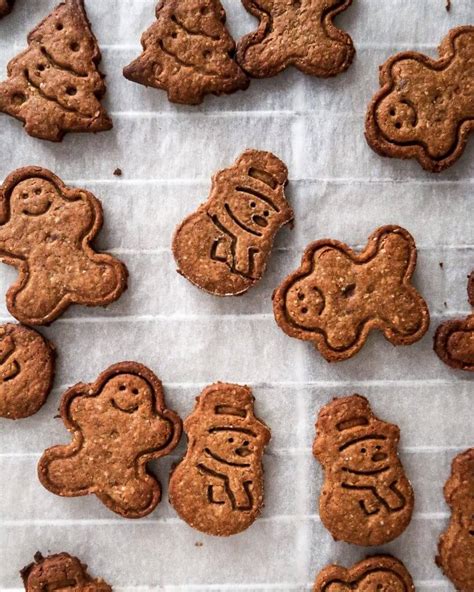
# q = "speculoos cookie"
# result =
<box><xmin>313</xmin><ymin>395</ymin><xmax>414</xmax><ymax>546</ymax></box>
<box><xmin>0</xmin><ymin>0</ymin><xmax>112</xmax><ymax>141</ymax></box>
<box><xmin>236</xmin><ymin>0</ymin><xmax>355</xmax><ymax>78</ymax></box>
<box><xmin>123</xmin><ymin>0</ymin><xmax>249</xmax><ymax>105</ymax></box>
<box><xmin>0</xmin><ymin>167</ymin><xmax>128</xmax><ymax>325</ymax></box>
<box><xmin>169</xmin><ymin>383</ymin><xmax>271</xmax><ymax>536</ymax></box>
<box><xmin>273</xmin><ymin>225</ymin><xmax>429</xmax><ymax>362</ymax></box>
<box><xmin>173</xmin><ymin>150</ymin><xmax>293</xmax><ymax>296</ymax></box>
<box><xmin>38</xmin><ymin>362</ymin><xmax>182</xmax><ymax>518</ymax></box>
<box><xmin>0</xmin><ymin>0</ymin><xmax>14</xmax><ymax>18</ymax></box>
<box><xmin>365</xmin><ymin>26</ymin><xmax>474</xmax><ymax>172</ymax></box>
<box><xmin>0</xmin><ymin>323</ymin><xmax>55</xmax><ymax>420</ymax></box>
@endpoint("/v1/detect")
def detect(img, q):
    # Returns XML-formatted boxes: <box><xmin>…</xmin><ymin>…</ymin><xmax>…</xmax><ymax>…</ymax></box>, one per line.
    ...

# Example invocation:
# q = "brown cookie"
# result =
<box><xmin>313</xmin><ymin>395</ymin><xmax>414</xmax><ymax>546</ymax></box>
<box><xmin>123</xmin><ymin>0</ymin><xmax>249</xmax><ymax>105</ymax></box>
<box><xmin>38</xmin><ymin>362</ymin><xmax>182</xmax><ymax>518</ymax></box>
<box><xmin>273</xmin><ymin>225</ymin><xmax>429</xmax><ymax>362</ymax></box>
<box><xmin>313</xmin><ymin>555</ymin><xmax>415</xmax><ymax>592</ymax></box>
<box><xmin>0</xmin><ymin>167</ymin><xmax>128</xmax><ymax>325</ymax></box>
<box><xmin>0</xmin><ymin>0</ymin><xmax>112</xmax><ymax>141</ymax></box>
<box><xmin>169</xmin><ymin>383</ymin><xmax>271</xmax><ymax>536</ymax></box>
<box><xmin>436</xmin><ymin>448</ymin><xmax>474</xmax><ymax>591</ymax></box>
<box><xmin>21</xmin><ymin>552</ymin><xmax>112</xmax><ymax>592</ymax></box>
<box><xmin>0</xmin><ymin>0</ymin><xmax>14</xmax><ymax>18</ymax></box>
<box><xmin>0</xmin><ymin>323</ymin><xmax>55</xmax><ymax>420</ymax></box>
<box><xmin>365</xmin><ymin>26</ymin><xmax>474</xmax><ymax>172</ymax></box>
<box><xmin>236</xmin><ymin>0</ymin><xmax>355</xmax><ymax>79</ymax></box>
<box><xmin>434</xmin><ymin>271</ymin><xmax>474</xmax><ymax>372</ymax></box>
<box><xmin>173</xmin><ymin>150</ymin><xmax>293</xmax><ymax>296</ymax></box>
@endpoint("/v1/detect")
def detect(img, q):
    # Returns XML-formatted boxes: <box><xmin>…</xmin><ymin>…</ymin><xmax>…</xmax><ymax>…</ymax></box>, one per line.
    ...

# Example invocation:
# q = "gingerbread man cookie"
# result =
<box><xmin>21</xmin><ymin>552</ymin><xmax>112</xmax><ymax>592</ymax></box>
<box><xmin>0</xmin><ymin>323</ymin><xmax>55</xmax><ymax>420</ymax></box>
<box><xmin>169</xmin><ymin>383</ymin><xmax>271</xmax><ymax>536</ymax></box>
<box><xmin>236</xmin><ymin>0</ymin><xmax>355</xmax><ymax>78</ymax></box>
<box><xmin>313</xmin><ymin>555</ymin><xmax>415</xmax><ymax>592</ymax></box>
<box><xmin>0</xmin><ymin>167</ymin><xmax>128</xmax><ymax>325</ymax></box>
<box><xmin>0</xmin><ymin>0</ymin><xmax>14</xmax><ymax>18</ymax></box>
<box><xmin>38</xmin><ymin>363</ymin><xmax>182</xmax><ymax>518</ymax></box>
<box><xmin>366</xmin><ymin>26</ymin><xmax>474</xmax><ymax>172</ymax></box>
<box><xmin>273</xmin><ymin>225</ymin><xmax>429</xmax><ymax>362</ymax></box>
<box><xmin>437</xmin><ymin>448</ymin><xmax>474</xmax><ymax>591</ymax></box>
<box><xmin>434</xmin><ymin>271</ymin><xmax>474</xmax><ymax>372</ymax></box>
<box><xmin>313</xmin><ymin>395</ymin><xmax>414</xmax><ymax>546</ymax></box>
<box><xmin>173</xmin><ymin>150</ymin><xmax>293</xmax><ymax>296</ymax></box>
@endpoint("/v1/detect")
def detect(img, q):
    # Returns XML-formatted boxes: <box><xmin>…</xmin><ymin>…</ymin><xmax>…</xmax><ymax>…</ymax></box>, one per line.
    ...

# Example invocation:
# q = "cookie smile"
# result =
<box><xmin>205</xmin><ymin>448</ymin><xmax>251</xmax><ymax>468</ymax></box>
<box><xmin>111</xmin><ymin>399</ymin><xmax>139</xmax><ymax>414</ymax></box>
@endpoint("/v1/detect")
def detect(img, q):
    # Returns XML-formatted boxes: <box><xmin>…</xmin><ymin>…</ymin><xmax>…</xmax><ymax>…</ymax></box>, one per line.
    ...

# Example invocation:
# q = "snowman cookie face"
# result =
<box><xmin>338</xmin><ymin>436</ymin><xmax>394</xmax><ymax>476</ymax></box>
<box><xmin>204</xmin><ymin>428</ymin><xmax>256</xmax><ymax>467</ymax></box>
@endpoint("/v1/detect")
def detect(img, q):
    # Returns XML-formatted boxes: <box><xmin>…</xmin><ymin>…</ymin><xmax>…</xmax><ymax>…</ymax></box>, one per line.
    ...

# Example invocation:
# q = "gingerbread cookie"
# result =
<box><xmin>434</xmin><ymin>271</ymin><xmax>474</xmax><ymax>372</ymax></box>
<box><xmin>0</xmin><ymin>0</ymin><xmax>14</xmax><ymax>18</ymax></box>
<box><xmin>313</xmin><ymin>395</ymin><xmax>414</xmax><ymax>546</ymax></box>
<box><xmin>0</xmin><ymin>167</ymin><xmax>128</xmax><ymax>325</ymax></box>
<box><xmin>21</xmin><ymin>552</ymin><xmax>112</xmax><ymax>592</ymax></box>
<box><xmin>0</xmin><ymin>323</ymin><xmax>55</xmax><ymax>420</ymax></box>
<box><xmin>437</xmin><ymin>448</ymin><xmax>474</xmax><ymax>591</ymax></box>
<box><xmin>173</xmin><ymin>150</ymin><xmax>293</xmax><ymax>296</ymax></box>
<box><xmin>313</xmin><ymin>555</ymin><xmax>415</xmax><ymax>592</ymax></box>
<box><xmin>273</xmin><ymin>225</ymin><xmax>429</xmax><ymax>362</ymax></box>
<box><xmin>38</xmin><ymin>362</ymin><xmax>182</xmax><ymax>518</ymax></box>
<box><xmin>123</xmin><ymin>0</ymin><xmax>249</xmax><ymax>105</ymax></box>
<box><xmin>169</xmin><ymin>383</ymin><xmax>271</xmax><ymax>536</ymax></box>
<box><xmin>365</xmin><ymin>26</ymin><xmax>474</xmax><ymax>172</ymax></box>
<box><xmin>236</xmin><ymin>0</ymin><xmax>355</xmax><ymax>79</ymax></box>
<box><xmin>0</xmin><ymin>0</ymin><xmax>112</xmax><ymax>141</ymax></box>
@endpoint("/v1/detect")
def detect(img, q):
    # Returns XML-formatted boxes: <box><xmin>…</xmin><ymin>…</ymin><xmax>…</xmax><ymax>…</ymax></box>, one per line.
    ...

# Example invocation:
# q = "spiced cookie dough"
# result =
<box><xmin>365</xmin><ymin>26</ymin><xmax>474</xmax><ymax>172</ymax></box>
<box><xmin>38</xmin><ymin>362</ymin><xmax>182</xmax><ymax>518</ymax></box>
<box><xmin>0</xmin><ymin>0</ymin><xmax>112</xmax><ymax>141</ymax></box>
<box><xmin>0</xmin><ymin>324</ymin><xmax>55</xmax><ymax>420</ymax></box>
<box><xmin>0</xmin><ymin>0</ymin><xmax>14</xmax><ymax>18</ymax></box>
<box><xmin>0</xmin><ymin>167</ymin><xmax>128</xmax><ymax>325</ymax></box>
<box><xmin>169</xmin><ymin>383</ymin><xmax>271</xmax><ymax>536</ymax></box>
<box><xmin>313</xmin><ymin>395</ymin><xmax>414</xmax><ymax>546</ymax></box>
<box><xmin>237</xmin><ymin>0</ymin><xmax>355</xmax><ymax>78</ymax></box>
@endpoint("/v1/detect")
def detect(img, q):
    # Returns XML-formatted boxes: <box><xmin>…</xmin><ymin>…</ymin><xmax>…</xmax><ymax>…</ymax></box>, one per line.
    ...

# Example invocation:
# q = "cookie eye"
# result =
<box><xmin>375</xmin><ymin>445</ymin><xmax>381</xmax><ymax>451</ymax></box>
<box><xmin>389</xmin><ymin>108</ymin><xmax>396</xmax><ymax>116</ymax></box>
<box><xmin>360</xmin><ymin>448</ymin><xmax>366</xmax><ymax>454</ymax></box>
<box><xmin>70</xmin><ymin>41</ymin><xmax>80</xmax><ymax>52</ymax></box>
<box><xmin>56</xmin><ymin>22</ymin><xmax>63</xmax><ymax>30</ymax></box>
<box><xmin>119</xmin><ymin>385</ymin><xmax>126</xmax><ymax>391</ymax></box>
<box><xmin>132</xmin><ymin>388</ymin><xmax>139</xmax><ymax>395</ymax></box>
<box><xmin>243</xmin><ymin>440</ymin><xmax>249</xmax><ymax>446</ymax></box>
<box><xmin>263</xmin><ymin>210</ymin><xmax>269</xmax><ymax>217</ymax></box>
<box><xmin>301</xmin><ymin>307</ymin><xmax>308</xmax><ymax>314</ymax></box>
<box><xmin>297</xmin><ymin>293</ymin><xmax>305</xmax><ymax>301</ymax></box>
<box><xmin>250</xmin><ymin>202</ymin><xmax>256</xmax><ymax>208</ymax></box>
<box><xmin>228</xmin><ymin>437</ymin><xmax>234</xmax><ymax>443</ymax></box>
<box><xmin>34</xmin><ymin>188</ymin><xmax>42</xmax><ymax>195</ymax></box>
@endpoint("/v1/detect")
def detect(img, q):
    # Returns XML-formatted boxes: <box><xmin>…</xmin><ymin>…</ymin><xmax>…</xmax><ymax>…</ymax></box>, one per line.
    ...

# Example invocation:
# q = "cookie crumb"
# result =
<box><xmin>439</xmin><ymin>262</ymin><xmax>444</xmax><ymax>269</ymax></box>
<box><xmin>113</xmin><ymin>168</ymin><xmax>122</xmax><ymax>177</ymax></box>
<box><xmin>446</xmin><ymin>0</ymin><xmax>451</xmax><ymax>11</ymax></box>
<box><xmin>194</xmin><ymin>542</ymin><xmax>203</xmax><ymax>547</ymax></box>
<box><xmin>444</xmin><ymin>302</ymin><xmax>447</xmax><ymax>308</ymax></box>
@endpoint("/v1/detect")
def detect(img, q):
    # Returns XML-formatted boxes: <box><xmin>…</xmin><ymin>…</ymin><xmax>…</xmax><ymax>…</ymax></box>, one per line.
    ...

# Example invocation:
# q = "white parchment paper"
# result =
<box><xmin>0</xmin><ymin>0</ymin><xmax>473</xmax><ymax>590</ymax></box>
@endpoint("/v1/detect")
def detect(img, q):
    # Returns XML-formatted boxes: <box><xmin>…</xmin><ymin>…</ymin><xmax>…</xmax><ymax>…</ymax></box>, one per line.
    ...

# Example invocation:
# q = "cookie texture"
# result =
<box><xmin>365</xmin><ymin>26</ymin><xmax>474</xmax><ymax>172</ymax></box>
<box><xmin>434</xmin><ymin>271</ymin><xmax>474</xmax><ymax>371</ymax></box>
<box><xmin>173</xmin><ymin>150</ymin><xmax>293</xmax><ymax>296</ymax></box>
<box><xmin>0</xmin><ymin>324</ymin><xmax>55</xmax><ymax>420</ymax></box>
<box><xmin>169</xmin><ymin>383</ymin><xmax>270</xmax><ymax>536</ymax></box>
<box><xmin>0</xmin><ymin>167</ymin><xmax>128</xmax><ymax>325</ymax></box>
<box><xmin>437</xmin><ymin>448</ymin><xmax>474</xmax><ymax>591</ymax></box>
<box><xmin>38</xmin><ymin>362</ymin><xmax>182</xmax><ymax>518</ymax></box>
<box><xmin>313</xmin><ymin>395</ymin><xmax>414</xmax><ymax>546</ymax></box>
<box><xmin>0</xmin><ymin>0</ymin><xmax>112</xmax><ymax>141</ymax></box>
<box><xmin>273</xmin><ymin>225</ymin><xmax>429</xmax><ymax>362</ymax></box>
<box><xmin>236</xmin><ymin>0</ymin><xmax>355</xmax><ymax>78</ymax></box>
<box><xmin>21</xmin><ymin>552</ymin><xmax>112</xmax><ymax>592</ymax></box>
<box><xmin>313</xmin><ymin>555</ymin><xmax>415</xmax><ymax>592</ymax></box>
<box><xmin>0</xmin><ymin>0</ymin><xmax>14</xmax><ymax>18</ymax></box>
<box><xmin>123</xmin><ymin>0</ymin><xmax>249</xmax><ymax>105</ymax></box>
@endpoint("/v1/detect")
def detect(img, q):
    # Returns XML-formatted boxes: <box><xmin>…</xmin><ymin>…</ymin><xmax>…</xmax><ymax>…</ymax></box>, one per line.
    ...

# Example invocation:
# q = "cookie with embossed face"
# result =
<box><xmin>273</xmin><ymin>225</ymin><xmax>429</xmax><ymax>362</ymax></box>
<box><xmin>0</xmin><ymin>167</ymin><xmax>128</xmax><ymax>325</ymax></box>
<box><xmin>236</xmin><ymin>0</ymin><xmax>355</xmax><ymax>78</ymax></box>
<box><xmin>173</xmin><ymin>150</ymin><xmax>293</xmax><ymax>296</ymax></box>
<box><xmin>434</xmin><ymin>271</ymin><xmax>474</xmax><ymax>372</ymax></box>
<box><xmin>366</xmin><ymin>26</ymin><xmax>474</xmax><ymax>172</ymax></box>
<box><xmin>0</xmin><ymin>0</ymin><xmax>112</xmax><ymax>141</ymax></box>
<box><xmin>0</xmin><ymin>0</ymin><xmax>14</xmax><ymax>18</ymax></box>
<box><xmin>313</xmin><ymin>555</ymin><xmax>415</xmax><ymax>592</ymax></box>
<box><xmin>313</xmin><ymin>395</ymin><xmax>414</xmax><ymax>546</ymax></box>
<box><xmin>169</xmin><ymin>383</ymin><xmax>271</xmax><ymax>536</ymax></box>
<box><xmin>436</xmin><ymin>448</ymin><xmax>474</xmax><ymax>591</ymax></box>
<box><xmin>21</xmin><ymin>552</ymin><xmax>112</xmax><ymax>592</ymax></box>
<box><xmin>0</xmin><ymin>324</ymin><xmax>55</xmax><ymax>420</ymax></box>
<box><xmin>38</xmin><ymin>362</ymin><xmax>182</xmax><ymax>518</ymax></box>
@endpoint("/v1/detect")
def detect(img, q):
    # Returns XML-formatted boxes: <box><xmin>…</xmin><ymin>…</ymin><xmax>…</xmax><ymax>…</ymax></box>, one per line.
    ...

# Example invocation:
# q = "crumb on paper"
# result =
<box><xmin>445</xmin><ymin>0</ymin><xmax>451</xmax><ymax>11</ymax></box>
<box><xmin>439</xmin><ymin>262</ymin><xmax>444</xmax><ymax>269</ymax></box>
<box><xmin>194</xmin><ymin>542</ymin><xmax>203</xmax><ymax>547</ymax></box>
<box><xmin>444</xmin><ymin>302</ymin><xmax>448</xmax><ymax>308</ymax></box>
<box><xmin>113</xmin><ymin>168</ymin><xmax>123</xmax><ymax>177</ymax></box>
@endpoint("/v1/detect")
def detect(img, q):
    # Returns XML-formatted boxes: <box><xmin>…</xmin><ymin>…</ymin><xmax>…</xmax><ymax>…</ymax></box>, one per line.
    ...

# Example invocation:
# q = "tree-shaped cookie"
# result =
<box><xmin>366</xmin><ymin>26</ymin><xmax>474</xmax><ymax>172</ymax></box>
<box><xmin>38</xmin><ymin>362</ymin><xmax>182</xmax><ymax>518</ymax></box>
<box><xmin>434</xmin><ymin>271</ymin><xmax>474</xmax><ymax>372</ymax></box>
<box><xmin>0</xmin><ymin>167</ymin><xmax>128</xmax><ymax>325</ymax></box>
<box><xmin>0</xmin><ymin>0</ymin><xmax>14</xmax><ymax>19</ymax></box>
<box><xmin>123</xmin><ymin>0</ymin><xmax>249</xmax><ymax>105</ymax></box>
<box><xmin>236</xmin><ymin>0</ymin><xmax>355</xmax><ymax>78</ymax></box>
<box><xmin>273</xmin><ymin>225</ymin><xmax>430</xmax><ymax>362</ymax></box>
<box><xmin>0</xmin><ymin>0</ymin><xmax>112</xmax><ymax>141</ymax></box>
